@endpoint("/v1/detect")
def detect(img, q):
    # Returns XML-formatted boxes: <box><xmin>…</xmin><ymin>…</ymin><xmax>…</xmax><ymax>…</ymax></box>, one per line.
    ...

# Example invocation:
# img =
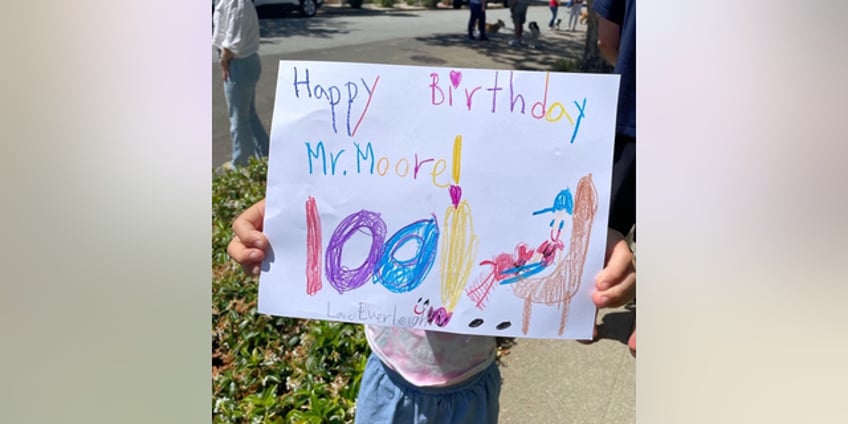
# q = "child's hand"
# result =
<box><xmin>592</xmin><ymin>229</ymin><xmax>635</xmax><ymax>308</ymax></box>
<box><xmin>226</xmin><ymin>199</ymin><xmax>269</xmax><ymax>277</ymax></box>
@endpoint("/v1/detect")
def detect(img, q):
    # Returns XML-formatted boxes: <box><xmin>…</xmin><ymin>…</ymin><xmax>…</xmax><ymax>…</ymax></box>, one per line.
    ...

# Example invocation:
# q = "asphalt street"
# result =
<box><xmin>213</xmin><ymin>4</ymin><xmax>588</xmax><ymax>168</ymax></box>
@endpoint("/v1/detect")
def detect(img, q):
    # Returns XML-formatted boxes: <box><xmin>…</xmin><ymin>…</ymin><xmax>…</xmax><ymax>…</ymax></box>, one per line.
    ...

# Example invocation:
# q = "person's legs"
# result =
<box><xmin>248</xmin><ymin>92</ymin><xmax>269</xmax><ymax>157</ymax></box>
<box><xmin>468</xmin><ymin>4</ymin><xmax>482</xmax><ymax>39</ymax></box>
<box><xmin>516</xmin><ymin>16</ymin><xmax>524</xmax><ymax>40</ymax></box>
<box><xmin>223</xmin><ymin>53</ymin><xmax>264</xmax><ymax>167</ymax></box>
<box><xmin>478</xmin><ymin>8</ymin><xmax>488</xmax><ymax>40</ymax></box>
<box><xmin>247</xmin><ymin>56</ymin><xmax>269</xmax><ymax>158</ymax></box>
<box><xmin>467</xmin><ymin>8</ymin><xmax>475</xmax><ymax>39</ymax></box>
<box><xmin>511</xmin><ymin>4</ymin><xmax>529</xmax><ymax>45</ymax></box>
<box><xmin>549</xmin><ymin>6</ymin><xmax>558</xmax><ymax>28</ymax></box>
<box><xmin>510</xmin><ymin>13</ymin><xmax>524</xmax><ymax>45</ymax></box>
<box><xmin>569</xmin><ymin>6</ymin><xmax>580</xmax><ymax>30</ymax></box>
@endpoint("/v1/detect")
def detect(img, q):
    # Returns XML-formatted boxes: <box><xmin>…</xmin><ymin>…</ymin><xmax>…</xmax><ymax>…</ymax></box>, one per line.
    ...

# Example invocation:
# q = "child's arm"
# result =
<box><xmin>227</xmin><ymin>198</ymin><xmax>269</xmax><ymax>276</ymax></box>
<box><xmin>596</xmin><ymin>15</ymin><xmax>621</xmax><ymax>67</ymax></box>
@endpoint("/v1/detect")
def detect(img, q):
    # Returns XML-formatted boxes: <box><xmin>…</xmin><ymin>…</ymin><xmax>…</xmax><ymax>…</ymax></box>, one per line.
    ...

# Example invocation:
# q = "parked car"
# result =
<box><xmin>453</xmin><ymin>0</ymin><xmax>509</xmax><ymax>9</ymax></box>
<box><xmin>253</xmin><ymin>0</ymin><xmax>323</xmax><ymax>18</ymax></box>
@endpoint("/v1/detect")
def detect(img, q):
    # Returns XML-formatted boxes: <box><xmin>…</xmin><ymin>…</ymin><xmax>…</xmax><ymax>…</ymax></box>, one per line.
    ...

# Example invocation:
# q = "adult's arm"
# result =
<box><xmin>592</xmin><ymin>0</ymin><xmax>625</xmax><ymax>66</ymax></box>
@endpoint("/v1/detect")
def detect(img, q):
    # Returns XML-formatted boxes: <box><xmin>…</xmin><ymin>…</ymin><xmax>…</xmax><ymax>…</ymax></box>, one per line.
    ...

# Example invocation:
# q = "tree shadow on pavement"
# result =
<box><xmin>257</xmin><ymin>5</ymin><xmax>421</xmax><ymax>39</ymax></box>
<box><xmin>414</xmin><ymin>29</ymin><xmax>585</xmax><ymax>71</ymax></box>
<box><xmin>258</xmin><ymin>8</ymin><xmax>352</xmax><ymax>39</ymax></box>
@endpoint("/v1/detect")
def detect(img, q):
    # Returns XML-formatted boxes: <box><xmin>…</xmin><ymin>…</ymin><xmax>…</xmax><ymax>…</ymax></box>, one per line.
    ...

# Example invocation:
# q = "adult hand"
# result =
<box><xmin>219</xmin><ymin>48</ymin><xmax>234</xmax><ymax>82</ymax></box>
<box><xmin>592</xmin><ymin>229</ymin><xmax>635</xmax><ymax>308</ymax></box>
<box><xmin>220</xmin><ymin>61</ymin><xmax>230</xmax><ymax>82</ymax></box>
<box><xmin>227</xmin><ymin>199</ymin><xmax>268</xmax><ymax>276</ymax></box>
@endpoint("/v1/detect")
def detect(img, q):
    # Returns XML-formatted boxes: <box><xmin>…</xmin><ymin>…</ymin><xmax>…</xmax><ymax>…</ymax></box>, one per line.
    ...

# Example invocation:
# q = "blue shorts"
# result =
<box><xmin>354</xmin><ymin>352</ymin><xmax>501</xmax><ymax>424</ymax></box>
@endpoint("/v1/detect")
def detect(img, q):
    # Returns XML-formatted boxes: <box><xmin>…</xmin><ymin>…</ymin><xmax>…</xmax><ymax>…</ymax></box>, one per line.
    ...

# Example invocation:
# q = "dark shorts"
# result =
<box><xmin>511</xmin><ymin>3</ymin><xmax>530</xmax><ymax>25</ymax></box>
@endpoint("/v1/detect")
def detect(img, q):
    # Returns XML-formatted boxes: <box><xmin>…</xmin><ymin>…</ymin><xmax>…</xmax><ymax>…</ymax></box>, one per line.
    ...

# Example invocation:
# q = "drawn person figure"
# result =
<box><xmin>465</xmin><ymin>187</ymin><xmax>574</xmax><ymax>327</ymax></box>
<box><xmin>468</xmin><ymin>0</ymin><xmax>489</xmax><ymax>41</ymax></box>
<box><xmin>213</xmin><ymin>0</ymin><xmax>270</xmax><ymax>168</ymax></box>
<box><xmin>227</xmin><ymin>196</ymin><xmax>637</xmax><ymax>420</ymax></box>
<box><xmin>507</xmin><ymin>175</ymin><xmax>597</xmax><ymax>336</ymax></box>
<box><xmin>476</xmin><ymin>188</ymin><xmax>573</xmax><ymax>291</ymax></box>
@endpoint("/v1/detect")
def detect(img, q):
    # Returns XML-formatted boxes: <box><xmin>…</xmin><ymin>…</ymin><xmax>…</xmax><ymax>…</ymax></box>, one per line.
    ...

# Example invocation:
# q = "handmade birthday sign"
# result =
<box><xmin>258</xmin><ymin>61</ymin><xmax>620</xmax><ymax>340</ymax></box>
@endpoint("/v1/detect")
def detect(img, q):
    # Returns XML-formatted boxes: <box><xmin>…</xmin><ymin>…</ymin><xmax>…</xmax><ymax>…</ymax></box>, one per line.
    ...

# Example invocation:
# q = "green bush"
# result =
<box><xmin>379</xmin><ymin>0</ymin><xmax>395</xmax><ymax>7</ymax></box>
<box><xmin>551</xmin><ymin>58</ymin><xmax>581</xmax><ymax>73</ymax></box>
<box><xmin>212</xmin><ymin>158</ymin><xmax>369</xmax><ymax>423</ymax></box>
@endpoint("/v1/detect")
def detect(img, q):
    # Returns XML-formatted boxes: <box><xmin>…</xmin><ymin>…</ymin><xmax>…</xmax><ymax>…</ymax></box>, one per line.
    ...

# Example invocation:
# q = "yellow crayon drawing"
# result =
<box><xmin>439</xmin><ymin>200</ymin><xmax>479</xmax><ymax>312</ymax></box>
<box><xmin>451</xmin><ymin>135</ymin><xmax>462</xmax><ymax>184</ymax></box>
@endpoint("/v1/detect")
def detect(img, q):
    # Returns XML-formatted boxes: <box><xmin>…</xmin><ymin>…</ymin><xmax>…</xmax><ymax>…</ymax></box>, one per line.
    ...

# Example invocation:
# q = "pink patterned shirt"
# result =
<box><xmin>365</xmin><ymin>325</ymin><xmax>497</xmax><ymax>387</ymax></box>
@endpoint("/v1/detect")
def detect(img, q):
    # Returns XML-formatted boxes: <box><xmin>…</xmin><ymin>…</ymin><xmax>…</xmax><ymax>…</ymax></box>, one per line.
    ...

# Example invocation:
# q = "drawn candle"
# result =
<box><xmin>439</xmin><ymin>135</ymin><xmax>478</xmax><ymax>315</ymax></box>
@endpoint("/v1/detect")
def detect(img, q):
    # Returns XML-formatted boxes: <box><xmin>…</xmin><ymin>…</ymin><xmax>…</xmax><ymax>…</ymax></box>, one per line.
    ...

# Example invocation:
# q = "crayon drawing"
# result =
<box><xmin>439</xmin><ymin>135</ymin><xmax>479</xmax><ymax>318</ymax></box>
<box><xmin>510</xmin><ymin>174</ymin><xmax>598</xmax><ymax>335</ymax></box>
<box><xmin>258</xmin><ymin>61</ymin><xmax>620</xmax><ymax>340</ymax></box>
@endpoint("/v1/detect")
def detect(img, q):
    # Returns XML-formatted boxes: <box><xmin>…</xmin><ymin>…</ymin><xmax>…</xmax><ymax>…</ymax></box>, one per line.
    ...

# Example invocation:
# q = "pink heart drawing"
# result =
<box><xmin>449</xmin><ymin>184</ymin><xmax>462</xmax><ymax>207</ymax></box>
<box><xmin>449</xmin><ymin>70</ymin><xmax>462</xmax><ymax>88</ymax></box>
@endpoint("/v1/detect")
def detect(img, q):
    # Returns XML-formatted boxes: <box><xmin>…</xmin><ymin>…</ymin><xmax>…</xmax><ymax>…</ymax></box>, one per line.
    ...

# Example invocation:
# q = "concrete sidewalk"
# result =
<box><xmin>498</xmin><ymin>306</ymin><xmax>635</xmax><ymax>424</ymax></box>
<box><xmin>212</xmin><ymin>12</ymin><xmax>635</xmax><ymax>423</ymax></box>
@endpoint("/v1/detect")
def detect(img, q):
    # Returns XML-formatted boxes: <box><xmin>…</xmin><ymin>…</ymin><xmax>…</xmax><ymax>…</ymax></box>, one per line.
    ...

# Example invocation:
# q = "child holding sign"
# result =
<box><xmin>227</xmin><ymin>198</ymin><xmax>635</xmax><ymax>423</ymax></box>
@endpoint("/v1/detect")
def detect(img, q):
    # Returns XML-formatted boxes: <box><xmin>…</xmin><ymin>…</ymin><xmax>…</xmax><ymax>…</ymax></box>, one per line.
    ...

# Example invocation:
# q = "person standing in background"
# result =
<box><xmin>213</xmin><ymin>0</ymin><xmax>269</xmax><ymax>169</ymax></box>
<box><xmin>592</xmin><ymin>0</ymin><xmax>637</xmax><ymax>355</ymax></box>
<box><xmin>468</xmin><ymin>0</ymin><xmax>489</xmax><ymax>41</ymax></box>
<box><xmin>548</xmin><ymin>0</ymin><xmax>559</xmax><ymax>29</ymax></box>
<box><xmin>509</xmin><ymin>0</ymin><xmax>532</xmax><ymax>46</ymax></box>
<box><xmin>567</xmin><ymin>0</ymin><xmax>584</xmax><ymax>31</ymax></box>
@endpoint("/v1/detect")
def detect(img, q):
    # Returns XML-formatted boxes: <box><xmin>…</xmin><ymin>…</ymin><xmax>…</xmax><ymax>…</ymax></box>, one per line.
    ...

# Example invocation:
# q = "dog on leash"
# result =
<box><xmin>579</xmin><ymin>9</ymin><xmax>589</xmax><ymax>25</ymax></box>
<box><xmin>527</xmin><ymin>21</ymin><xmax>541</xmax><ymax>48</ymax></box>
<box><xmin>486</xmin><ymin>19</ymin><xmax>506</xmax><ymax>34</ymax></box>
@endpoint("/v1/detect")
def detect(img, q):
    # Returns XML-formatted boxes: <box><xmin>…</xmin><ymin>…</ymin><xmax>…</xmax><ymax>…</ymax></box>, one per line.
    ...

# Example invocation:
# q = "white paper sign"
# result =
<box><xmin>259</xmin><ymin>61</ymin><xmax>620</xmax><ymax>340</ymax></box>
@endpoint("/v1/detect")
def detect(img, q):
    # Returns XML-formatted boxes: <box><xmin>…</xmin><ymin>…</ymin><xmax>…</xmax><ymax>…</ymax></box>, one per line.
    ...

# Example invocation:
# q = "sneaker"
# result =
<box><xmin>215</xmin><ymin>160</ymin><xmax>236</xmax><ymax>175</ymax></box>
<box><xmin>468</xmin><ymin>34</ymin><xmax>476</xmax><ymax>41</ymax></box>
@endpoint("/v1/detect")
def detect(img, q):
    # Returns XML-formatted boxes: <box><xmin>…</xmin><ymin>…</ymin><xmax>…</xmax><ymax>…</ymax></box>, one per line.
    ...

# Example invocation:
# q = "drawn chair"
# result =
<box><xmin>511</xmin><ymin>174</ymin><xmax>598</xmax><ymax>335</ymax></box>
